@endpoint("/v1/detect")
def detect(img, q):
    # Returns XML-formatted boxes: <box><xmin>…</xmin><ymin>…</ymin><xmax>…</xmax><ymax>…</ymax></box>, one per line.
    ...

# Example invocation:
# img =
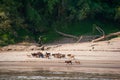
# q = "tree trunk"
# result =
<box><xmin>92</xmin><ymin>32</ymin><xmax>120</xmax><ymax>42</ymax></box>
<box><xmin>55</xmin><ymin>29</ymin><xmax>79</xmax><ymax>39</ymax></box>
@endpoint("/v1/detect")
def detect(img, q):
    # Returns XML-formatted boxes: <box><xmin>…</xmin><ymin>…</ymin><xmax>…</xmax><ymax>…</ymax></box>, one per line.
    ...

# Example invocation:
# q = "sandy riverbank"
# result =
<box><xmin>0</xmin><ymin>37</ymin><xmax>120</xmax><ymax>75</ymax></box>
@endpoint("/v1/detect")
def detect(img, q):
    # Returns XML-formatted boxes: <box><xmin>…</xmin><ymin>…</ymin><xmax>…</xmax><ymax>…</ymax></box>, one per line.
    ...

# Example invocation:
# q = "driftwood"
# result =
<box><xmin>76</xmin><ymin>36</ymin><xmax>83</xmax><ymax>43</ymax></box>
<box><xmin>55</xmin><ymin>29</ymin><xmax>99</xmax><ymax>42</ymax></box>
<box><xmin>55</xmin><ymin>29</ymin><xmax>79</xmax><ymax>39</ymax></box>
<box><xmin>92</xmin><ymin>32</ymin><xmax>120</xmax><ymax>42</ymax></box>
<box><xmin>55</xmin><ymin>28</ymin><xmax>120</xmax><ymax>43</ymax></box>
<box><xmin>96</xmin><ymin>26</ymin><xmax>105</xmax><ymax>36</ymax></box>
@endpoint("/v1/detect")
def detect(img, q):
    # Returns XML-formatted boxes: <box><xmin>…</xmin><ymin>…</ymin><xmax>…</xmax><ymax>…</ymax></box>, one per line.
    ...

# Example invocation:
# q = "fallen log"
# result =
<box><xmin>92</xmin><ymin>31</ymin><xmax>120</xmax><ymax>42</ymax></box>
<box><xmin>76</xmin><ymin>36</ymin><xmax>83</xmax><ymax>43</ymax></box>
<box><xmin>55</xmin><ymin>29</ymin><xmax>101</xmax><ymax>42</ymax></box>
<box><xmin>55</xmin><ymin>29</ymin><xmax>79</xmax><ymax>39</ymax></box>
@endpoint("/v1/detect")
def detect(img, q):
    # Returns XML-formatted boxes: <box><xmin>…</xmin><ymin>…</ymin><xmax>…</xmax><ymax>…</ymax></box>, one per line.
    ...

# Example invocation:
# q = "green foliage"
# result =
<box><xmin>26</xmin><ymin>4</ymin><xmax>42</xmax><ymax>23</ymax></box>
<box><xmin>44</xmin><ymin>0</ymin><xmax>60</xmax><ymax>14</ymax></box>
<box><xmin>42</xmin><ymin>31</ymin><xmax>60</xmax><ymax>43</ymax></box>
<box><xmin>26</xmin><ymin>4</ymin><xmax>44</xmax><ymax>33</ymax></box>
<box><xmin>0</xmin><ymin>12</ymin><xmax>11</xmax><ymax>31</ymax></box>
<box><xmin>0</xmin><ymin>33</ymin><xmax>15</xmax><ymax>46</ymax></box>
<box><xmin>115</xmin><ymin>7</ymin><xmax>120</xmax><ymax>20</ymax></box>
<box><xmin>0</xmin><ymin>0</ymin><xmax>120</xmax><ymax>46</ymax></box>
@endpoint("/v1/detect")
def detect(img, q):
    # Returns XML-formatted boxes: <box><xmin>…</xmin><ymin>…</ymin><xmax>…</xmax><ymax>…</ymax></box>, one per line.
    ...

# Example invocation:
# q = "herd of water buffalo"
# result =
<box><xmin>28</xmin><ymin>52</ymin><xmax>80</xmax><ymax>64</ymax></box>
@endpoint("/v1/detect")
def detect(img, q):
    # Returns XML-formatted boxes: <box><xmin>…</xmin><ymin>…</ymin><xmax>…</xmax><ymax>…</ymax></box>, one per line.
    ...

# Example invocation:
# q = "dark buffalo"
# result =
<box><xmin>67</xmin><ymin>54</ymin><xmax>71</xmax><ymax>57</ymax></box>
<box><xmin>31</xmin><ymin>53</ymin><xmax>39</xmax><ymax>58</ymax></box>
<box><xmin>31</xmin><ymin>52</ymin><xmax>44</xmax><ymax>58</ymax></box>
<box><xmin>67</xmin><ymin>54</ymin><xmax>75</xmax><ymax>59</ymax></box>
<box><xmin>52</xmin><ymin>53</ymin><xmax>65</xmax><ymax>58</ymax></box>
<box><xmin>45</xmin><ymin>52</ymin><xmax>51</xmax><ymax>59</ymax></box>
<box><xmin>65</xmin><ymin>60</ymin><xmax>72</xmax><ymax>65</ymax></box>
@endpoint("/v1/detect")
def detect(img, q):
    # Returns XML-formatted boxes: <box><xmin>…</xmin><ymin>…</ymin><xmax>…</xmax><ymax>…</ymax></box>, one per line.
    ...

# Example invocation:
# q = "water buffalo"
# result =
<box><xmin>31</xmin><ymin>53</ymin><xmax>39</xmax><ymax>57</ymax></box>
<box><xmin>75</xmin><ymin>60</ymin><xmax>80</xmax><ymax>64</ymax></box>
<box><xmin>65</xmin><ymin>60</ymin><xmax>72</xmax><ymax>65</ymax></box>
<box><xmin>52</xmin><ymin>53</ymin><xmax>65</xmax><ymax>58</ymax></box>
<box><xmin>45</xmin><ymin>52</ymin><xmax>51</xmax><ymax>59</ymax></box>
<box><xmin>67</xmin><ymin>54</ymin><xmax>75</xmax><ymax>59</ymax></box>
<box><xmin>31</xmin><ymin>52</ymin><xmax>44</xmax><ymax>58</ymax></box>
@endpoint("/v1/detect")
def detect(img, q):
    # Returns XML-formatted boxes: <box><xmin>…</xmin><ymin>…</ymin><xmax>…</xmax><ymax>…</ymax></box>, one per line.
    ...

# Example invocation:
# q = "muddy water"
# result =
<box><xmin>0</xmin><ymin>71</ymin><xmax>120</xmax><ymax>80</ymax></box>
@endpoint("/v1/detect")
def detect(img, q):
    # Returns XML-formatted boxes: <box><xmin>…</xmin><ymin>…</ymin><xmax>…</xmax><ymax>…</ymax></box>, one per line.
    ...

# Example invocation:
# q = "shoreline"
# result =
<box><xmin>0</xmin><ymin>60</ymin><xmax>120</xmax><ymax>74</ymax></box>
<box><xmin>0</xmin><ymin>37</ymin><xmax>120</xmax><ymax>76</ymax></box>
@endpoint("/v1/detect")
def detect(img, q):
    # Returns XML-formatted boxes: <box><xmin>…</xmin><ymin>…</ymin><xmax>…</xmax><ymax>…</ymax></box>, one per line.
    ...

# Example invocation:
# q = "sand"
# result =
<box><xmin>0</xmin><ymin>37</ymin><xmax>120</xmax><ymax>74</ymax></box>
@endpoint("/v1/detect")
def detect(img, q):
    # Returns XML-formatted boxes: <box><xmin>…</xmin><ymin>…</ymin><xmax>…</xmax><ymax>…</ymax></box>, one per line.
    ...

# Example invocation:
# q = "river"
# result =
<box><xmin>0</xmin><ymin>70</ymin><xmax>120</xmax><ymax>80</ymax></box>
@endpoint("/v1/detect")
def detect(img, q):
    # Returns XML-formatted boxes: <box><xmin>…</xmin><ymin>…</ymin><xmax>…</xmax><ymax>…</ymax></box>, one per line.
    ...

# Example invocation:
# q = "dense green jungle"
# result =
<box><xmin>0</xmin><ymin>0</ymin><xmax>120</xmax><ymax>46</ymax></box>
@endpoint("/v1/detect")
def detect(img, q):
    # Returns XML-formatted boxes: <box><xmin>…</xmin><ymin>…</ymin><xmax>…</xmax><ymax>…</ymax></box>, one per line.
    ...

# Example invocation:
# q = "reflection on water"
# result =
<box><xmin>0</xmin><ymin>71</ymin><xmax>120</xmax><ymax>80</ymax></box>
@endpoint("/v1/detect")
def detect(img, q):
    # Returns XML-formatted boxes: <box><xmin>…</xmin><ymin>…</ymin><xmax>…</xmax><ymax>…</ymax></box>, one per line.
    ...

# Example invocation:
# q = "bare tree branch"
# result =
<box><xmin>92</xmin><ymin>31</ymin><xmax>120</xmax><ymax>42</ymax></box>
<box><xmin>76</xmin><ymin>36</ymin><xmax>83</xmax><ymax>43</ymax></box>
<box><xmin>96</xmin><ymin>26</ymin><xmax>105</xmax><ymax>36</ymax></box>
<box><xmin>55</xmin><ymin>29</ymin><xmax>79</xmax><ymax>39</ymax></box>
<box><xmin>55</xmin><ymin>28</ymin><xmax>120</xmax><ymax>43</ymax></box>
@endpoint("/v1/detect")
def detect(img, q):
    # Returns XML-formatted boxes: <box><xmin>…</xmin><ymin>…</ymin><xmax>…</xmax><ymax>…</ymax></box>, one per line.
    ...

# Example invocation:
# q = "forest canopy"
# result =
<box><xmin>0</xmin><ymin>0</ymin><xmax>120</xmax><ymax>46</ymax></box>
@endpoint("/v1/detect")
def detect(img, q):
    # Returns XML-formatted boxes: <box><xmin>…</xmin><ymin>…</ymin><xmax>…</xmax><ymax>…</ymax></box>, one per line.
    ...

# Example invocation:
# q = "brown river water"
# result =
<box><xmin>0</xmin><ymin>70</ymin><xmax>120</xmax><ymax>80</ymax></box>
